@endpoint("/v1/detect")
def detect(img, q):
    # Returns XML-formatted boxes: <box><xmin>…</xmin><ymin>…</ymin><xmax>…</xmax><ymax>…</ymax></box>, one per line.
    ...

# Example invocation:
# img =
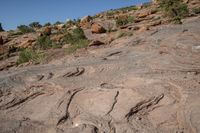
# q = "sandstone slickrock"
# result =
<box><xmin>0</xmin><ymin>16</ymin><xmax>200</xmax><ymax>133</ymax></box>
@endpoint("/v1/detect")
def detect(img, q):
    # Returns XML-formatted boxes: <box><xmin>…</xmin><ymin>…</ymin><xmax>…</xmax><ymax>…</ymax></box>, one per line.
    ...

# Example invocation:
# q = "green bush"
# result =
<box><xmin>17</xmin><ymin>49</ymin><xmax>45</xmax><ymax>65</ymax></box>
<box><xmin>116</xmin><ymin>16</ymin><xmax>135</xmax><ymax>27</ymax></box>
<box><xmin>17</xmin><ymin>25</ymin><xmax>34</xmax><ymax>34</ymax></box>
<box><xmin>63</xmin><ymin>27</ymin><xmax>90</xmax><ymax>53</ymax></box>
<box><xmin>37</xmin><ymin>35</ymin><xmax>55</xmax><ymax>49</ymax></box>
<box><xmin>44</xmin><ymin>22</ymin><xmax>51</xmax><ymax>27</ymax></box>
<box><xmin>159</xmin><ymin>0</ymin><xmax>189</xmax><ymax>21</ymax></box>
<box><xmin>192</xmin><ymin>7</ymin><xmax>200</xmax><ymax>14</ymax></box>
<box><xmin>116</xmin><ymin>17</ymin><xmax>129</xmax><ymax>26</ymax></box>
<box><xmin>64</xmin><ymin>27</ymin><xmax>87</xmax><ymax>44</ymax></box>
<box><xmin>29</xmin><ymin>22</ymin><xmax>42</xmax><ymax>29</ymax></box>
<box><xmin>66</xmin><ymin>39</ymin><xmax>90</xmax><ymax>53</ymax></box>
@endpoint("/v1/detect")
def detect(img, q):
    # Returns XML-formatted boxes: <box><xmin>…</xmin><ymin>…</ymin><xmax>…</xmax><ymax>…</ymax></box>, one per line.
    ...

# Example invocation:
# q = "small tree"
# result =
<box><xmin>44</xmin><ymin>22</ymin><xmax>51</xmax><ymax>27</ymax></box>
<box><xmin>17</xmin><ymin>25</ymin><xmax>34</xmax><ymax>34</ymax></box>
<box><xmin>54</xmin><ymin>21</ymin><xmax>62</xmax><ymax>25</ymax></box>
<box><xmin>29</xmin><ymin>22</ymin><xmax>42</xmax><ymax>29</ymax></box>
<box><xmin>0</xmin><ymin>23</ymin><xmax>4</xmax><ymax>32</ymax></box>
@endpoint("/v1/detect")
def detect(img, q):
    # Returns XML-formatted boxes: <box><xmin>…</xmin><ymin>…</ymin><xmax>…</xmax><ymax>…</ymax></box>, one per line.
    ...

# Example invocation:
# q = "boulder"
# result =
<box><xmin>56</xmin><ymin>24</ymin><xmax>65</xmax><ymax>30</ymax></box>
<box><xmin>91</xmin><ymin>23</ymin><xmax>106</xmax><ymax>34</ymax></box>
<box><xmin>41</xmin><ymin>27</ymin><xmax>51</xmax><ymax>36</ymax></box>
<box><xmin>80</xmin><ymin>16</ymin><xmax>93</xmax><ymax>29</ymax></box>
<box><xmin>138</xmin><ymin>26</ymin><xmax>150</xmax><ymax>32</ymax></box>
<box><xmin>89</xmin><ymin>40</ymin><xmax>105</xmax><ymax>46</ymax></box>
<box><xmin>18</xmin><ymin>38</ymin><xmax>36</xmax><ymax>49</ymax></box>
<box><xmin>137</xmin><ymin>11</ymin><xmax>150</xmax><ymax>18</ymax></box>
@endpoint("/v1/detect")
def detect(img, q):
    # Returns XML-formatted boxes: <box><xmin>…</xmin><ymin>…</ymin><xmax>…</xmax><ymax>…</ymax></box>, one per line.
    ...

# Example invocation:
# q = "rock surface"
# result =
<box><xmin>91</xmin><ymin>23</ymin><xmax>106</xmax><ymax>34</ymax></box>
<box><xmin>0</xmin><ymin>16</ymin><xmax>200</xmax><ymax>133</ymax></box>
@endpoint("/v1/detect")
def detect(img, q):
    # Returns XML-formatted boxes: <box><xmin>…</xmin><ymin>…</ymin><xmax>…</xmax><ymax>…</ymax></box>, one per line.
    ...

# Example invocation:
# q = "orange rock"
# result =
<box><xmin>91</xmin><ymin>23</ymin><xmax>106</xmax><ymax>34</ymax></box>
<box><xmin>138</xmin><ymin>26</ymin><xmax>150</xmax><ymax>32</ymax></box>
<box><xmin>80</xmin><ymin>16</ymin><xmax>92</xmax><ymax>29</ymax></box>
<box><xmin>137</xmin><ymin>11</ymin><xmax>149</xmax><ymax>18</ymax></box>
<box><xmin>18</xmin><ymin>39</ymin><xmax>36</xmax><ymax>49</ymax></box>
<box><xmin>42</xmin><ymin>27</ymin><xmax>51</xmax><ymax>36</ymax></box>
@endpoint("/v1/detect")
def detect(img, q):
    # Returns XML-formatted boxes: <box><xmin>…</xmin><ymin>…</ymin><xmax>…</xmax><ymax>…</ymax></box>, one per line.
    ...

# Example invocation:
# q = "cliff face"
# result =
<box><xmin>0</xmin><ymin>1</ymin><xmax>200</xmax><ymax>133</ymax></box>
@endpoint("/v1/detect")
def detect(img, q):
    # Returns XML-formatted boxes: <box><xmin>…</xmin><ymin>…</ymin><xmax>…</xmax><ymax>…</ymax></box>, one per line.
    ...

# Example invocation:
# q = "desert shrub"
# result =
<box><xmin>64</xmin><ymin>27</ymin><xmax>87</xmax><ymax>44</ymax></box>
<box><xmin>54</xmin><ymin>21</ymin><xmax>62</xmax><ymax>25</ymax></box>
<box><xmin>44</xmin><ymin>22</ymin><xmax>51</xmax><ymax>27</ymax></box>
<box><xmin>117</xmin><ymin>31</ymin><xmax>133</xmax><ymax>38</ymax></box>
<box><xmin>119</xmin><ymin>6</ymin><xmax>138</xmax><ymax>12</ymax></box>
<box><xmin>63</xmin><ymin>27</ymin><xmax>90</xmax><ymax>53</ymax></box>
<box><xmin>17</xmin><ymin>49</ymin><xmax>45</xmax><ymax>65</ymax></box>
<box><xmin>116</xmin><ymin>16</ymin><xmax>135</xmax><ymax>27</ymax></box>
<box><xmin>0</xmin><ymin>23</ymin><xmax>4</xmax><ymax>32</ymax></box>
<box><xmin>106</xmin><ymin>11</ymin><xmax>116</xmax><ymax>17</ymax></box>
<box><xmin>116</xmin><ymin>17</ymin><xmax>129</xmax><ymax>26</ymax></box>
<box><xmin>66</xmin><ymin>39</ymin><xmax>90</xmax><ymax>53</ymax></box>
<box><xmin>192</xmin><ymin>7</ymin><xmax>200</xmax><ymax>14</ymax></box>
<box><xmin>158</xmin><ymin>0</ymin><xmax>189</xmax><ymax>22</ymax></box>
<box><xmin>37</xmin><ymin>35</ymin><xmax>55</xmax><ymax>49</ymax></box>
<box><xmin>142</xmin><ymin>2</ymin><xmax>152</xmax><ymax>8</ymax></box>
<box><xmin>17</xmin><ymin>25</ymin><xmax>34</xmax><ymax>34</ymax></box>
<box><xmin>29</xmin><ymin>22</ymin><xmax>42</xmax><ymax>29</ymax></box>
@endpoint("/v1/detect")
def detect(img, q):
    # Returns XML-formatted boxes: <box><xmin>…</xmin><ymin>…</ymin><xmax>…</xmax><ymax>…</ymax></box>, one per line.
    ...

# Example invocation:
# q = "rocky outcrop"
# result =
<box><xmin>41</xmin><ymin>27</ymin><xmax>51</xmax><ymax>36</ymax></box>
<box><xmin>80</xmin><ymin>16</ymin><xmax>93</xmax><ymax>29</ymax></box>
<box><xmin>91</xmin><ymin>23</ymin><xmax>106</xmax><ymax>33</ymax></box>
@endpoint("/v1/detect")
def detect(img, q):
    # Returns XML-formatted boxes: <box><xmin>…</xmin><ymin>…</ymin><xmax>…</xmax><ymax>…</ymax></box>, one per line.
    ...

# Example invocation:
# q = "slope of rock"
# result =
<box><xmin>0</xmin><ymin>15</ymin><xmax>200</xmax><ymax>133</ymax></box>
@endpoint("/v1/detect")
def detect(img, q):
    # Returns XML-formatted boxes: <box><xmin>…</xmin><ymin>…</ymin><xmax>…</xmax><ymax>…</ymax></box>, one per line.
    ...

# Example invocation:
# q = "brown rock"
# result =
<box><xmin>91</xmin><ymin>23</ymin><xmax>106</xmax><ymax>34</ymax></box>
<box><xmin>138</xmin><ymin>26</ymin><xmax>150</xmax><ymax>32</ymax></box>
<box><xmin>149</xmin><ymin>20</ymin><xmax>161</xmax><ymax>26</ymax></box>
<box><xmin>51</xmin><ymin>34</ymin><xmax>65</xmax><ymax>43</ymax></box>
<box><xmin>137</xmin><ymin>11</ymin><xmax>149</xmax><ymax>18</ymax></box>
<box><xmin>42</xmin><ymin>27</ymin><xmax>51</xmax><ymax>36</ymax></box>
<box><xmin>89</xmin><ymin>40</ymin><xmax>105</xmax><ymax>46</ymax></box>
<box><xmin>18</xmin><ymin>38</ymin><xmax>36</xmax><ymax>49</ymax></box>
<box><xmin>80</xmin><ymin>16</ymin><xmax>92</xmax><ymax>29</ymax></box>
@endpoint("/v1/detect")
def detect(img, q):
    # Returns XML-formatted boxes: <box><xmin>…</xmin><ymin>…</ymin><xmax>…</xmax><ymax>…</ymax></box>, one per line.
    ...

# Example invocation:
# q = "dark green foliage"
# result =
<box><xmin>116</xmin><ymin>18</ymin><xmax>129</xmax><ymax>27</ymax></box>
<box><xmin>159</xmin><ymin>0</ymin><xmax>189</xmax><ymax>21</ymax></box>
<box><xmin>64</xmin><ymin>27</ymin><xmax>87</xmax><ymax>45</ymax></box>
<box><xmin>192</xmin><ymin>7</ymin><xmax>200</xmax><ymax>14</ymax></box>
<box><xmin>29</xmin><ymin>22</ymin><xmax>42</xmax><ymax>29</ymax></box>
<box><xmin>44</xmin><ymin>22</ymin><xmax>51</xmax><ymax>27</ymax></box>
<box><xmin>17</xmin><ymin>25</ymin><xmax>34</xmax><ymax>34</ymax></box>
<box><xmin>63</xmin><ymin>27</ymin><xmax>90</xmax><ymax>53</ymax></box>
<box><xmin>54</xmin><ymin>21</ymin><xmax>62</xmax><ymax>25</ymax></box>
<box><xmin>0</xmin><ymin>23</ymin><xmax>4</xmax><ymax>32</ymax></box>
<box><xmin>37</xmin><ymin>35</ymin><xmax>54</xmax><ymax>50</ymax></box>
<box><xmin>17</xmin><ymin>49</ymin><xmax>45</xmax><ymax>65</ymax></box>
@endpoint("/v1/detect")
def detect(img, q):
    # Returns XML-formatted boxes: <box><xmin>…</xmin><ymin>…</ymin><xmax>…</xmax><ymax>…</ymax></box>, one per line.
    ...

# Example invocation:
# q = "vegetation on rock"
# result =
<box><xmin>29</xmin><ymin>22</ymin><xmax>42</xmax><ymax>29</ymax></box>
<box><xmin>17</xmin><ymin>49</ymin><xmax>45</xmax><ymax>65</ymax></box>
<box><xmin>17</xmin><ymin>25</ymin><xmax>35</xmax><ymax>34</ymax></box>
<box><xmin>158</xmin><ymin>0</ymin><xmax>189</xmax><ymax>23</ymax></box>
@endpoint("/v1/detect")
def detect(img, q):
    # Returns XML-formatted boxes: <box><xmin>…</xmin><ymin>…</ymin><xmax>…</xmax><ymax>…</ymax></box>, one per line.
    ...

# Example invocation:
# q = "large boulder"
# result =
<box><xmin>41</xmin><ymin>27</ymin><xmax>52</xmax><ymax>36</ymax></box>
<box><xmin>80</xmin><ymin>16</ymin><xmax>93</xmax><ymax>29</ymax></box>
<box><xmin>91</xmin><ymin>23</ymin><xmax>106</xmax><ymax>34</ymax></box>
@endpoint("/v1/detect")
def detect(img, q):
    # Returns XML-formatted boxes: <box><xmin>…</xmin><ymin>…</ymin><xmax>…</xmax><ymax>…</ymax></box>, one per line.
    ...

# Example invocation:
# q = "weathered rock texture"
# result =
<box><xmin>0</xmin><ymin>16</ymin><xmax>200</xmax><ymax>133</ymax></box>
